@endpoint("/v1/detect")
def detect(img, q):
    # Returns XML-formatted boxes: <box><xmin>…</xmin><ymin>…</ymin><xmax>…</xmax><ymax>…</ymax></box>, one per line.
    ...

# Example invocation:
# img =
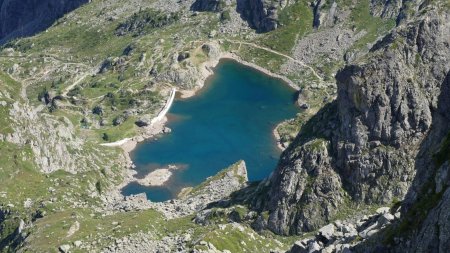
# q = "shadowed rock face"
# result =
<box><xmin>191</xmin><ymin>0</ymin><xmax>225</xmax><ymax>12</ymax></box>
<box><xmin>255</xmin><ymin>5</ymin><xmax>450</xmax><ymax>236</ymax></box>
<box><xmin>0</xmin><ymin>0</ymin><xmax>88</xmax><ymax>43</ymax></box>
<box><xmin>237</xmin><ymin>0</ymin><xmax>289</xmax><ymax>33</ymax></box>
<box><xmin>190</xmin><ymin>0</ymin><xmax>291</xmax><ymax>33</ymax></box>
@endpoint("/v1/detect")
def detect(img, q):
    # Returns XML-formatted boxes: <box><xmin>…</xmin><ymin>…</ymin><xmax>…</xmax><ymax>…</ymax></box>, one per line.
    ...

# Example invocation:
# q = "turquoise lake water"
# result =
<box><xmin>121</xmin><ymin>59</ymin><xmax>299</xmax><ymax>202</ymax></box>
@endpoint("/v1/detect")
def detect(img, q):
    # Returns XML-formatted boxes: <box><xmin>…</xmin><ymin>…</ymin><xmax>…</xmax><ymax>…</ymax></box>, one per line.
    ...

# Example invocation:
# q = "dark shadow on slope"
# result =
<box><xmin>190</xmin><ymin>0</ymin><xmax>224</xmax><ymax>12</ymax></box>
<box><xmin>236</xmin><ymin>0</ymin><xmax>278</xmax><ymax>33</ymax></box>
<box><xmin>236</xmin><ymin>0</ymin><xmax>257</xmax><ymax>31</ymax></box>
<box><xmin>0</xmin><ymin>0</ymin><xmax>88</xmax><ymax>44</ymax></box>
<box><xmin>401</xmin><ymin>70</ymin><xmax>450</xmax><ymax>211</ymax></box>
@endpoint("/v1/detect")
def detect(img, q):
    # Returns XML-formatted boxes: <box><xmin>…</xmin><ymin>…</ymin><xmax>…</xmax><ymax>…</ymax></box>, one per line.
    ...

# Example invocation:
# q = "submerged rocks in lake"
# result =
<box><xmin>108</xmin><ymin>161</ymin><xmax>248</xmax><ymax>219</ymax></box>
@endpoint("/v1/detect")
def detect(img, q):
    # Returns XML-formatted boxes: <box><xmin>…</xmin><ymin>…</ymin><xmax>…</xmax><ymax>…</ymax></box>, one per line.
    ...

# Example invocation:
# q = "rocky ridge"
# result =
<box><xmin>103</xmin><ymin>161</ymin><xmax>248</xmax><ymax>219</ymax></box>
<box><xmin>256</xmin><ymin>1</ymin><xmax>450</xmax><ymax>237</ymax></box>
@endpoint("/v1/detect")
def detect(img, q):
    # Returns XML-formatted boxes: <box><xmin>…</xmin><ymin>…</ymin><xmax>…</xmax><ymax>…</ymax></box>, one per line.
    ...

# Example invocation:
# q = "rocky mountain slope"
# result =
<box><xmin>250</xmin><ymin>0</ymin><xmax>450</xmax><ymax>247</ymax></box>
<box><xmin>0</xmin><ymin>0</ymin><xmax>88</xmax><ymax>43</ymax></box>
<box><xmin>0</xmin><ymin>0</ymin><xmax>449</xmax><ymax>252</ymax></box>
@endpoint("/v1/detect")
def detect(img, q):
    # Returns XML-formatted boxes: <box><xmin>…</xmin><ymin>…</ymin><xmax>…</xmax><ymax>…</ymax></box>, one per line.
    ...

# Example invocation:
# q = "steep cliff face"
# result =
<box><xmin>237</xmin><ymin>0</ymin><xmax>290</xmax><ymax>32</ymax></box>
<box><xmin>399</xmin><ymin>172</ymin><xmax>450</xmax><ymax>253</ymax></box>
<box><xmin>262</xmin><ymin>108</ymin><xmax>346</xmax><ymax>235</ymax></box>
<box><xmin>361</xmin><ymin>13</ymin><xmax>450</xmax><ymax>252</ymax></box>
<box><xmin>257</xmin><ymin>2</ymin><xmax>450</xmax><ymax>236</ymax></box>
<box><xmin>395</xmin><ymin>70</ymin><xmax>450</xmax><ymax>252</ymax></box>
<box><xmin>0</xmin><ymin>0</ymin><xmax>87</xmax><ymax>43</ymax></box>
<box><xmin>333</xmin><ymin>11</ymin><xmax>448</xmax><ymax>204</ymax></box>
<box><xmin>312</xmin><ymin>0</ymin><xmax>338</xmax><ymax>28</ymax></box>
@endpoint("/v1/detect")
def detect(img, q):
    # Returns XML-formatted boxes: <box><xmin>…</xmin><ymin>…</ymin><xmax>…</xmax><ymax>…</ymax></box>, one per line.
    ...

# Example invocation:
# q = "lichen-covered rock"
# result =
<box><xmin>265</xmin><ymin>138</ymin><xmax>345</xmax><ymax>235</ymax></box>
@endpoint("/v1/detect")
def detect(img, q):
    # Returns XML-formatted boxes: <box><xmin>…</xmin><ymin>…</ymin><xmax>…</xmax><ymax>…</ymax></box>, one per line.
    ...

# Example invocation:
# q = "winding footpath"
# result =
<box><xmin>61</xmin><ymin>68</ymin><xmax>97</xmax><ymax>97</ymax></box>
<box><xmin>100</xmin><ymin>137</ymin><xmax>133</xmax><ymax>147</ymax></box>
<box><xmin>226</xmin><ymin>40</ymin><xmax>324</xmax><ymax>81</ymax></box>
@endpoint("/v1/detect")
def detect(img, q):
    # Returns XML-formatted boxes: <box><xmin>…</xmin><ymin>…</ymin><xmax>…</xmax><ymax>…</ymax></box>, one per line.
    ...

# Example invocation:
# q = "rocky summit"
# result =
<box><xmin>0</xmin><ymin>0</ymin><xmax>449</xmax><ymax>252</ymax></box>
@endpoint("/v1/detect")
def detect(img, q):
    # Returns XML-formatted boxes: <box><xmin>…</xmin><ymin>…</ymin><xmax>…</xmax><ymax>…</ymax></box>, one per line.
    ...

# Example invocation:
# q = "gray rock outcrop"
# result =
<box><xmin>370</xmin><ymin>0</ymin><xmax>402</xmax><ymax>20</ymax></box>
<box><xmin>237</xmin><ymin>0</ymin><xmax>290</xmax><ymax>32</ymax></box>
<box><xmin>7</xmin><ymin>102</ymin><xmax>104</xmax><ymax>174</ymax></box>
<box><xmin>157</xmin><ymin>42</ymin><xmax>221</xmax><ymax>89</ymax></box>
<box><xmin>287</xmin><ymin>206</ymin><xmax>400</xmax><ymax>252</ymax></box>
<box><xmin>313</xmin><ymin>0</ymin><xmax>339</xmax><ymax>28</ymax></box>
<box><xmin>355</xmin><ymin>35</ymin><xmax>450</xmax><ymax>253</ymax></box>
<box><xmin>153</xmin><ymin>160</ymin><xmax>248</xmax><ymax>219</ymax></box>
<box><xmin>103</xmin><ymin>161</ymin><xmax>248</xmax><ymax>220</ymax></box>
<box><xmin>399</xmin><ymin>187</ymin><xmax>450</xmax><ymax>253</ymax></box>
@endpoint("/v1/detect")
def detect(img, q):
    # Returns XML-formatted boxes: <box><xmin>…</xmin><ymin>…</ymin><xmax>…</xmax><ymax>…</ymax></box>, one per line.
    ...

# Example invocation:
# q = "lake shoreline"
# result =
<box><xmin>109</xmin><ymin>47</ymin><xmax>299</xmax><ymax>195</ymax></box>
<box><xmin>180</xmin><ymin>52</ymin><xmax>299</xmax><ymax>99</ymax></box>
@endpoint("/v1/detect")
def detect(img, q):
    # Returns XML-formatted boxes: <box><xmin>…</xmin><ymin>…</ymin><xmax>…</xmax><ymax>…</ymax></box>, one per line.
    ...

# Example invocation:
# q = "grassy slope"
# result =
<box><xmin>236</xmin><ymin>0</ymin><xmax>314</xmax><ymax>74</ymax></box>
<box><xmin>347</xmin><ymin>0</ymin><xmax>396</xmax><ymax>50</ymax></box>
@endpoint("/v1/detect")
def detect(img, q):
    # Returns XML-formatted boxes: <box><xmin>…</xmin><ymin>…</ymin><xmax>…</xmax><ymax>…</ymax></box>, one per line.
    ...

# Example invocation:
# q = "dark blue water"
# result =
<box><xmin>121</xmin><ymin>59</ymin><xmax>299</xmax><ymax>202</ymax></box>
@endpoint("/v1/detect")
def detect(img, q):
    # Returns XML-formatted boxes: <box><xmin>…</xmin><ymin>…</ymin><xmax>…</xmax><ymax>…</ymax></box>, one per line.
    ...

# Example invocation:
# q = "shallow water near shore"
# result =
<box><xmin>121</xmin><ymin>59</ymin><xmax>300</xmax><ymax>202</ymax></box>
